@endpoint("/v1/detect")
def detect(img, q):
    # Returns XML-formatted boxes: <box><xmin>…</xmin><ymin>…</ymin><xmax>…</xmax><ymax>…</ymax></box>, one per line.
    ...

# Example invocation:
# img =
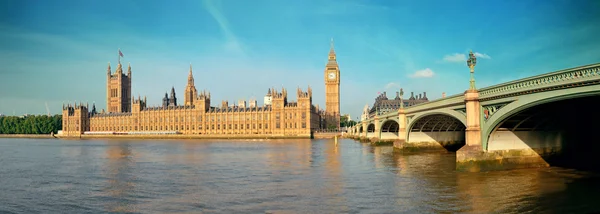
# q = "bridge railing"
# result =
<box><xmin>479</xmin><ymin>63</ymin><xmax>600</xmax><ymax>97</ymax></box>
<box><xmin>352</xmin><ymin>64</ymin><xmax>600</xmax><ymax>122</ymax></box>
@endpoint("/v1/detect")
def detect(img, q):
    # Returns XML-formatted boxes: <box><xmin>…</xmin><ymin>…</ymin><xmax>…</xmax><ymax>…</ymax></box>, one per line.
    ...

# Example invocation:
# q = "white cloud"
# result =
<box><xmin>474</xmin><ymin>52</ymin><xmax>491</xmax><ymax>59</ymax></box>
<box><xmin>410</xmin><ymin>68</ymin><xmax>435</xmax><ymax>78</ymax></box>
<box><xmin>385</xmin><ymin>82</ymin><xmax>400</xmax><ymax>89</ymax></box>
<box><xmin>443</xmin><ymin>53</ymin><xmax>466</xmax><ymax>63</ymax></box>
<box><xmin>203</xmin><ymin>0</ymin><xmax>245</xmax><ymax>55</ymax></box>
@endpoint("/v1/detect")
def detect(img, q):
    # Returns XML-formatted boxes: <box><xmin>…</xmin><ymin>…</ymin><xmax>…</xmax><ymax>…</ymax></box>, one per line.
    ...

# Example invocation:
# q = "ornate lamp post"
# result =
<box><xmin>467</xmin><ymin>50</ymin><xmax>477</xmax><ymax>90</ymax></box>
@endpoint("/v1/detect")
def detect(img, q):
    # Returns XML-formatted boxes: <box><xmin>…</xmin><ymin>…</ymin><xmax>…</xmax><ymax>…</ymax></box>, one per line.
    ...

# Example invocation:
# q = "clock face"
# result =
<box><xmin>328</xmin><ymin>72</ymin><xmax>336</xmax><ymax>80</ymax></box>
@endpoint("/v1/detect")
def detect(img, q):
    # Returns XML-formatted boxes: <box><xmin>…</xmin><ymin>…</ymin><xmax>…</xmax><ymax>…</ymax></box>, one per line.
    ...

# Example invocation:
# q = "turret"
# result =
<box><xmin>127</xmin><ymin>62</ymin><xmax>131</xmax><ymax>77</ymax></box>
<box><xmin>107</xmin><ymin>62</ymin><xmax>111</xmax><ymax>76</ymax></box>
<box><xmin>162</xmin><ymin>92</ymin><xmax>169</xmax><ymax>107</ymax></box>
<box><xmin>169</xmin><ymin>87</ymin><xmax>177</xmax><ymax>106</ymax></box>
<box><xmin>222</xmin><ymin>100</ymin><xmax>229</xmax><ymax>108</ymax></box>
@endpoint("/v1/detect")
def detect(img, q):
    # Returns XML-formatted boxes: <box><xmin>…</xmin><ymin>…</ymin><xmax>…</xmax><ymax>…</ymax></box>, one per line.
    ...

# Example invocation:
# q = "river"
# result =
<box><xmin>0</xmin><ymin>138</ymin><xmax>599</xmax><ymax>213</ymax></box>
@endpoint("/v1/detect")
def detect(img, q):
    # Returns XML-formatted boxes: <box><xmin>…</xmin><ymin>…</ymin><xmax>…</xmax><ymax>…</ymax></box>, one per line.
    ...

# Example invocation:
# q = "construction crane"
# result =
<box><xmin>45</xmin><ymin>102</ymin><xmax>51</xmax><ymax>116</ymax></box>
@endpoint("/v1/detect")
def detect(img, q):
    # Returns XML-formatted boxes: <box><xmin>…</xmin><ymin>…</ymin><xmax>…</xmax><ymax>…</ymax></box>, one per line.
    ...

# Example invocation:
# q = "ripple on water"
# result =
<box><xmin>1</xmin><ymin>139</ymin><xmax>600</xmax><ymax>213</ymax></box>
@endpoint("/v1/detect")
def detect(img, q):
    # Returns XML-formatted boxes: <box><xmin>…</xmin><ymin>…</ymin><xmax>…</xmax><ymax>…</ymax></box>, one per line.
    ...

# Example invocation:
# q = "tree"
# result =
<box><xmin>0</xmin><ymin>115</ymin><xmax>62</xmax><ymax>134</ymax></box>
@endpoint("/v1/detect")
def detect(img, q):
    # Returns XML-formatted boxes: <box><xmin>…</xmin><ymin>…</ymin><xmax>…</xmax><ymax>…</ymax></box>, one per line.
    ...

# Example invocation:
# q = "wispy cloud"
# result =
<box><xmin>202</xmin><ymin>0</ymin><xmax>245</xmax><ymax>55</ymax></box>
<box><xmin>442</xmin><ymin>53</ymin><xmax>466</xmax><ymax>63</ymax></box>
<box><xmin>385</xmin><ymin>82</ymin><xmax>400</xmax><ymax>89</ymax></box>
<box><xmin>474</xmin><ymin>52</ymin><xmax>491</xmax><ymax>59</ymax></box>
<box><xmin>410</xmin><ymin>68</ymin><xmax>435</xmax><ymax>78</ymax></box>
<box><xmin>441</xmin><ymin>52</ymin><xmax>491</xmax><ymax>63</ymax></box>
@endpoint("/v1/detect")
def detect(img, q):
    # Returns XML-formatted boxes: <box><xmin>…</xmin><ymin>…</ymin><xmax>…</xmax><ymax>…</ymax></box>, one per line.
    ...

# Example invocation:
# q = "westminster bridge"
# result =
<box><xmin>347</xmin><ymin>62</ymin><xmax>600</xmax><ymax>171</ymax></box>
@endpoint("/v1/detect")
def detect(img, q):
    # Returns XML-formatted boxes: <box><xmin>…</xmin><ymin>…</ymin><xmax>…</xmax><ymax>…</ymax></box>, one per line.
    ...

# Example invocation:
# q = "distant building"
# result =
<box><xmin>368</xmin><ymin>90</ymin><xmax>429</xmax><ymax>117</ymax></box>
<box><xmin>361</xmin><ymin>104</ymin><xmax>370</xmax><ymax>121</ymax></box>
<box><xmin>60</xmin><ymin>42</ymin><xmax>342</xmax><ymax>137</ymax></box>
<box><xmin>264</xmin><ymin>89</ymin><xmax>273</xmax><ymax>106</ymax></box>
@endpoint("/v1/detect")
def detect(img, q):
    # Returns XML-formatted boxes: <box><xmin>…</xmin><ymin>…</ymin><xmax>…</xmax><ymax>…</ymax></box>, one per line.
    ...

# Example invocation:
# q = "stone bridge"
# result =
<box><xmin>348</xmin><ymin>63</ymin><xmax>600</xmax><ymax>171</ymax></box>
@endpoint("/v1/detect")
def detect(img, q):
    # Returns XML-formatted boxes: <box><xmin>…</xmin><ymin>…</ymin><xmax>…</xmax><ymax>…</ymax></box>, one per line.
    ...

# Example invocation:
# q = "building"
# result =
<box><xmin>368</xmin><ymin>89</ymin><xmax>429</xmax><ymax>117</ymax></box>
<box><xmin>361</xmin><ymin>104</ymin><xmax>370</xmax><ymax>121</ymax></box>
<box><xmin>60</xmin><ymin>42</ymin><xmax>341</xmax><ymax>138</ymax></box>
<box><xmin>324</xmin><ymin>39</ymin><xmax>341</xmax><ymax>130</ymax></box>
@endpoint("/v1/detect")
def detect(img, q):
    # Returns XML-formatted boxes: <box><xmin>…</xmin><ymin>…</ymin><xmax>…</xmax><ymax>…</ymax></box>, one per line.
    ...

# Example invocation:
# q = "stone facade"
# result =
<box><xmin>368</xmin><ymin>90</ymin><xmax>429</xmax><ymax>117</ymax></box>
<box><xmin>61</xmin><ymin>45</ymin><xmax>341</xmax><ymax>138</ymax></box>
<box><xmin>324</xmin><ymin>39</ymin><xmax>341</xmax><ymax>129</ymax></box>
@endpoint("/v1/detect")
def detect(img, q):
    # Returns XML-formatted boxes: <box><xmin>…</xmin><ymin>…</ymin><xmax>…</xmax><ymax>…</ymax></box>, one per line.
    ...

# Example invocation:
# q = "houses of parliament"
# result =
<box><xmin>60</xmin><ymin>42</ymin><xmax>342</xmax><ymax>138</ymax></box>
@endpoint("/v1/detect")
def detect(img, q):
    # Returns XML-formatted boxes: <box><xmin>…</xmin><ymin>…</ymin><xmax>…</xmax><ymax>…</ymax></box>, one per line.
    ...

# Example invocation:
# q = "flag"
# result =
<box><xmin>377</xmin><ymin>92</ymin><xmax>381</xmax><ymax>95</ymax></box>
<box><xmin>119</xmin><ymin>50</ymin><xmax>124</xmax><ymax>57</ymax></box>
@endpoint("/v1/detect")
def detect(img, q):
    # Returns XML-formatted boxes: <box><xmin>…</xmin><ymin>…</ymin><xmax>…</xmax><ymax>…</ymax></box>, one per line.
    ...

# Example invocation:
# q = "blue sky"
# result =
<box><xmin>1</xmin><ymin>0</ymin><xmax>599</xmax><ymax>119</ymax></box>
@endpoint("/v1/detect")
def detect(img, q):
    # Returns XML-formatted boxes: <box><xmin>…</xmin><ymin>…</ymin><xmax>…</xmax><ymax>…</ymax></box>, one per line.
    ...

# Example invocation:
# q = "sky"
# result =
<box><xmin>1</xmin><ymin>0</ymin><xmax>599</xmax><ymax>119</ymax></box>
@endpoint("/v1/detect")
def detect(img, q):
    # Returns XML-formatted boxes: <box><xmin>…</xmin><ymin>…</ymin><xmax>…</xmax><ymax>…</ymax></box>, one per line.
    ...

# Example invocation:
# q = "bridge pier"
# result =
<box><xmin>392</xmin><ymin>108</ymin><xmax>407</xmax><ymax>149</ymax></box>
<box><xmin>455</xmin><ymin>89</ymin><xmax>549</xmax><ymax>171</ymax></box>
<box><xmin>456</xmin><ymin>89</ymin><xmax>485</xmax><ymax>170</ymax></box>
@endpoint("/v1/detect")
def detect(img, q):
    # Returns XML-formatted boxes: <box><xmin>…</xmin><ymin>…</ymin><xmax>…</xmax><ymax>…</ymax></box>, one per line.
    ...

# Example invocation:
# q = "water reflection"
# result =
<box><xmin>1</xmin><ymin>138</ymin><xmax>600</xmax><ymax>213</ymax></box>
<box><xmin>103</xmin><ymin>142</ymin><xmax>137</xmax><ymax>213</ymax></box>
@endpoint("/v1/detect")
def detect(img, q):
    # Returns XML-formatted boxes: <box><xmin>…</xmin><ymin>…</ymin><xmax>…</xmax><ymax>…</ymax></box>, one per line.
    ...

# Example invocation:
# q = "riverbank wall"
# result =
<box><xmin>56</xmin><ymin>134</ymin><xmax>313</xmax><ymax>140</ymax></box>
<box><xmin>313</xmin><ymin>132</ymin><xmax>341</xmax><ymax>139</ymax></box>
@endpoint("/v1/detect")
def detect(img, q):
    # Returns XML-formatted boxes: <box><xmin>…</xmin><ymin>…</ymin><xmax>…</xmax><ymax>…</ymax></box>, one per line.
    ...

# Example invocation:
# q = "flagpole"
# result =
<box><xmin>118</xmin><ymin>48</ymin><xmax>121</xmax><ymax>64</ymax></box>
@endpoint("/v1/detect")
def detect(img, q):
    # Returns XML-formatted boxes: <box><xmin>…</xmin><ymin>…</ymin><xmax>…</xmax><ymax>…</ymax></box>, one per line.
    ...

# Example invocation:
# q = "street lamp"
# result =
<box><xmin>467</xmin><ymin>50</ymin><xmax>477</xmax><ymax>90</ymax></box>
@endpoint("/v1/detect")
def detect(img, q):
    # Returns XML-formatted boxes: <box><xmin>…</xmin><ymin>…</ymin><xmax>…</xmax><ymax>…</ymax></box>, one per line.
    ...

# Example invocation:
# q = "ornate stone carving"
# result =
<box><xmin>482</xmin><ymin>102</ymin><xmax>510</xmax><ymax>120</ymax></box>
<box><xmin>455</xmin><ymin>108</ymin><xmax>466</xmax><ymax>115</ymax></box>
<box><xmin>479</xmin><ymin>65</ymin><xmax>600</xmax><ymax>97</ymax></box>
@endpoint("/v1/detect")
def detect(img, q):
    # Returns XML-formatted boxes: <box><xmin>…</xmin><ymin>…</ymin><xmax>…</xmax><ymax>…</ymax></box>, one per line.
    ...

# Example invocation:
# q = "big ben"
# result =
<box><xmin>325</xmin><ymin>38</ymin><xmax>340</xmax><ymax>130</ymax></box>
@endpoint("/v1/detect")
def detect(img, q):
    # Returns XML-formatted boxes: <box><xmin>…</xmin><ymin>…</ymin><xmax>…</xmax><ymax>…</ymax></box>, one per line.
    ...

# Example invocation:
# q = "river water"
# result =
<box><xmin>0</xmin><ymin>138</ymin><xmax>599</xmax><ymax>213</ymax></box>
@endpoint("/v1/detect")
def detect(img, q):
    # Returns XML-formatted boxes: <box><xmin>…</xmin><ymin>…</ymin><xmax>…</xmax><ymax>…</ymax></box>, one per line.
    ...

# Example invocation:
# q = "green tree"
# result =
<box><xmin>0</xmin><ymin>115</ymin><xmax>62</xmax><ymax>134</ymax></box>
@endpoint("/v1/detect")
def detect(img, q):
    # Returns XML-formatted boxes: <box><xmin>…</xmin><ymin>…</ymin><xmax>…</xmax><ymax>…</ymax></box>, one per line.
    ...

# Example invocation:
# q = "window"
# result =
<box><xmin>276</xmin><ymin>123</ymin><xmax>280</xmax><ymax>129</ymax></box>
<box><xmin>265</xmin><ymin>124</ymin><xmax>268</xmax><ymax>129</ymax></box>
<box><xmin>302</xmin><ymin>122</ymin><xmax>306</xmax><ymax>128</ymax></box>
<box><xmin>235</xmin><ymin>124</ymin><xmax>238</xmax><ymax>129</ymax></box>
<box><xmin>228</xmin><ymin>124</ymin><xmax>232</xmax><ymax>129</ymax></box>
<box><xmin>246</xmin><ymin>124</ymin><xmax>250</xmax><ymax>129</ymax></box>
<box><xmin>302</xmin><ymin>112</ymin><xmax>306</xmax><ymax>119</ymax></box>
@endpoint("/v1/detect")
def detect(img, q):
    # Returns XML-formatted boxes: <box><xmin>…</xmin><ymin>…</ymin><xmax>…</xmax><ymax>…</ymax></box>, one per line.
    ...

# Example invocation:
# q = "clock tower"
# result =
<box><xmin>324</xmin><ymin>38</ymin><xmax>340</xmax><ymax>130</ymax></box>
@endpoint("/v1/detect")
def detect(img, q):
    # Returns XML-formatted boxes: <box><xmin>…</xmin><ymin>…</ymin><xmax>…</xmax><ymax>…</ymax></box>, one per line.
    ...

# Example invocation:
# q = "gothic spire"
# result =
<box><xmin>188</xmin><ymin>63</ymin><xmax>194</xmax><ymax>86</ymax></box>
<box><xmin>127</xmin><ymin>62</ymin><xmax>131</xmax><ymax>76</ymax></box>
<box><xmin>329</xmin><ymin>38</ymin><xmax>335</xmax><ymax>55</ymax></box>
<box><xmin>107</xmin><ymin>62</ymin><xmax>111</xmax><ymax>75</ymax></box>
<box><xmin>326</xmin><ymin>38</ymin><xmax>338</xmax><ymax>66</ymax></box>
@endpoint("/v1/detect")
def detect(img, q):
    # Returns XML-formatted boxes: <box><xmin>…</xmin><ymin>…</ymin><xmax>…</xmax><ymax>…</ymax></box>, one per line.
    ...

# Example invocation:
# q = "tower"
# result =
<box><xmin>107</xmin><ymin>62</ymin><xmax>132</xmax><ymax>113</ymax></box>
<box><xmin>324</xmin><ymin>38</ymin><xmax>340</xmax><ymax>129</ymax></box>
<box><xmin>169</xmin><ymin>87</ymin><xmax>177</xmax><ymax>106</ymax></box>
<box><xmin>184</xmin><ymin>64</ymin><xmax>198</xmax><ymax>106</ymax></box>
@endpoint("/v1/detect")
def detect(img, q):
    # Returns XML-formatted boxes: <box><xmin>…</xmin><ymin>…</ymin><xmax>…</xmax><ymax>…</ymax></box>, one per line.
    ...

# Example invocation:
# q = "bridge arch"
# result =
<box><xmin>406</xmin><ymin>110</ymin><xmax>467</xmax><ymax>151</ymax></box>
<box><xmin>365</xmin><ymin>123</ymin><xmax>376</xmax><ymax>138</ymax></box>
<box><xmin>367</xmin><ymin>123</ymin><xmax>375</xmax><ymax>132</ymax></box>
<box><xmin>378</xmin><ymin>119</ymin><xmax>400</xmax><ymax>139</ymax></box>
<box><xmin>483</xmin><ymin>86</ymin><xmax>600</xmax><ymax>170</ymax></box>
